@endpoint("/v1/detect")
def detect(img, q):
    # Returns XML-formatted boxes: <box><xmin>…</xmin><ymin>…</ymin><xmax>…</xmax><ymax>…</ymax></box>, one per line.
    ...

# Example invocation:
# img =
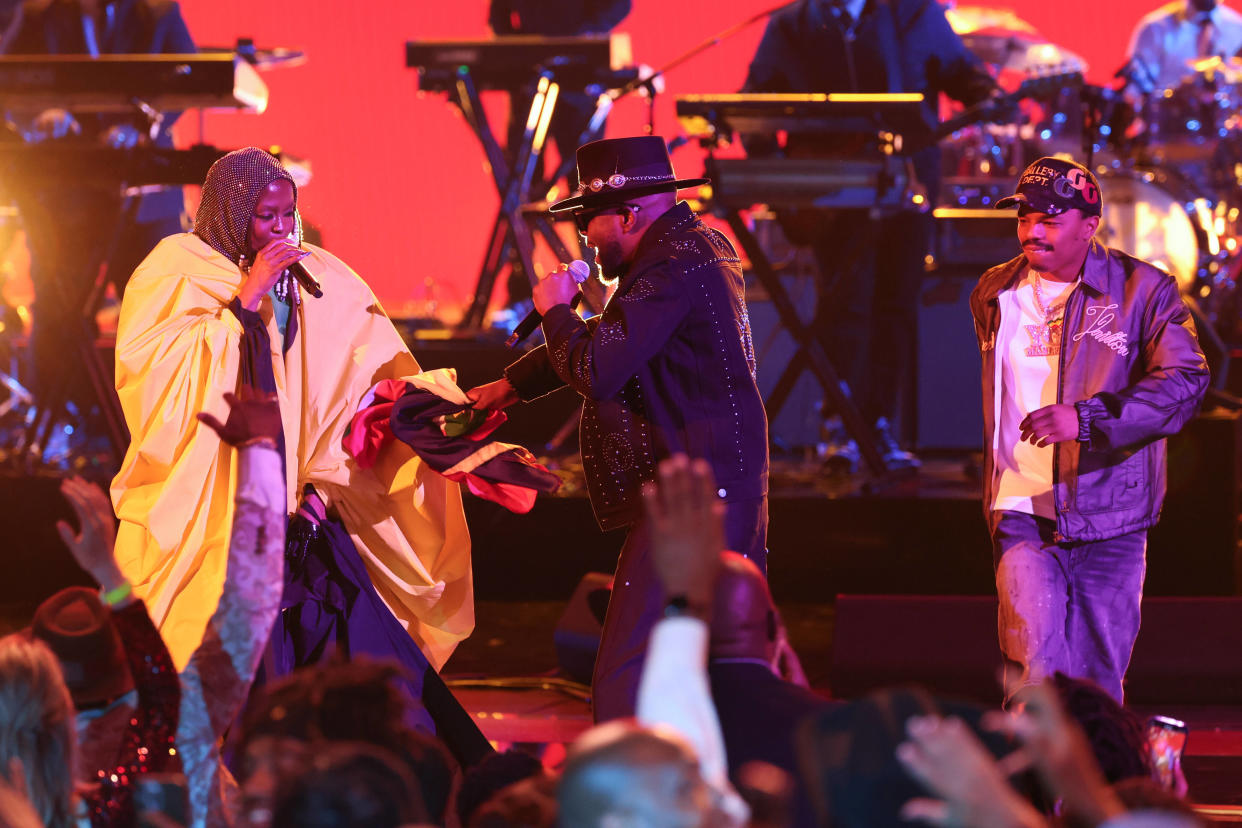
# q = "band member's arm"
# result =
<box><xmin>1074</xmin><ymin>276</ymin><xmax>1209</xmax><ymax>452</ymax></box>
<box><xmin>915</xmin><ymin>2</ymin><xmax>999</xmax><ymax>106</ymax></box>
<box><xmin>741</xmin><ymin>11</ymin><xmax>799</xmax><ymax>95</ymax></box>
<box><xmin>585</xmin><ymin>0</ymin><xmax>632</xmax><ymax>34</ymax></box>
<box><xmin>541</xmin><ymin>264</ymin><xmax>691</xmax><ymax>401</ymax></box>
<box><xmin>1123</xmin><ymin>18</ymin><xmax>1163</xmax><ymax>95</ymax></box>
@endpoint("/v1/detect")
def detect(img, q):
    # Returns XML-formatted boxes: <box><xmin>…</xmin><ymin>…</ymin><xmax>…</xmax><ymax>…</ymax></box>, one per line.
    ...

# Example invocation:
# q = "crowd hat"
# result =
<box><xmin>548</xmin><ymin>136</ymin><xmax>709</xmax><ymax>213</ymax></box>
<box><xmin>996</xmin><ymin>156</ymin><xmax>1102</xmax><ymax>217</ymax></box>
<box><xmin>29</xmin><ymin>587</ymin><xmax>134</xmax><ymax>709</ymax></box>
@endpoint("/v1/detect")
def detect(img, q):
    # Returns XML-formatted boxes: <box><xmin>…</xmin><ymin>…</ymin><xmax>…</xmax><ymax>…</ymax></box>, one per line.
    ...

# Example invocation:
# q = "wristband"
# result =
<box><xmin>100</xmin><ymin>581</ymin><xmax>133</xmax><ymax>608</ymax></box>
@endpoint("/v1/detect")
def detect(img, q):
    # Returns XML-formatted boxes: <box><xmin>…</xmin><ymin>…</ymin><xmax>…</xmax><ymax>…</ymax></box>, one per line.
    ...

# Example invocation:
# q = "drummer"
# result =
<box><xmin>1126</xmin><ymin>0</ymin><xmax>1242</xmax><ymax>92</ymax></box>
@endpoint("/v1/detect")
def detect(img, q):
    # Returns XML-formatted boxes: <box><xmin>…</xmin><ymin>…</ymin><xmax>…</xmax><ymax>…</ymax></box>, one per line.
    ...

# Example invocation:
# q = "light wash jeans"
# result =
<box><xmin>992</xmin><ymin>510</ymin><xmax>1147</xmax><ymax>705</ymax></box>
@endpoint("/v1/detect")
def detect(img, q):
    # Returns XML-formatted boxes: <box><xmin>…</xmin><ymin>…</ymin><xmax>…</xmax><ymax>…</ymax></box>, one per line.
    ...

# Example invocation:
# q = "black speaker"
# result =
<box><xmin>916</xmin><ymin>269</ymin><xmax>983</xmax><ymax>451</ymax></box>
<box><xmin>830</xmin><ymin>595</ymin><xmax>1000</xmax><ymax>702</ymax></box>
<box><xmin>554</xmin><ymin>572</ymin><xmax>612</xmax><ymax>685</ymax></box>
<box><xmin>1126</xmin><ymin>598</ymin><xmax>1242</xmax><ymax>705</ymax></box>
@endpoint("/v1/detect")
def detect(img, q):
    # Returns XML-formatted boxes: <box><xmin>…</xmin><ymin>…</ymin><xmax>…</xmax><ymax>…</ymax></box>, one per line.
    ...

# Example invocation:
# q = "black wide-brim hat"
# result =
<box><xmin>548</xmin><ymin>135</ymin><xmax>709</xmax><ymax>213</ymax></box>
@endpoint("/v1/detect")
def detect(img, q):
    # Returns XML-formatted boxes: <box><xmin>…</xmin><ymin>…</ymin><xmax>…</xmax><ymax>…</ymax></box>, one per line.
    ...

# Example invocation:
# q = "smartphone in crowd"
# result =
<box><xmin>1146</xmin><ymin>715</ymin><xmax>1188</xmax><ymax>792</ymax></box>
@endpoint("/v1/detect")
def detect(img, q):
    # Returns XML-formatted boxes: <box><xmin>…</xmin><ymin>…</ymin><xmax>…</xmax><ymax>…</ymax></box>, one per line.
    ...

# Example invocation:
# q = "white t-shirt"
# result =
<box><xmin>992</xmin><ymin>269</ymin><xmax>1079</xmax><ymax>518</ymax></box>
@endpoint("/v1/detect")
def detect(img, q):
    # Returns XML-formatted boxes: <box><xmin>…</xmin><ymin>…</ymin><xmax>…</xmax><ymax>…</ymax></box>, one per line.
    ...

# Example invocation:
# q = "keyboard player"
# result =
<box><xmin>0</xmin><ymin>0</ymin><xmax>195</xmax><ymax>451</ymax></box>
<box><xmin>742</xmin><ymin>0</ymin><xmax>998</xmax><ymax>473</ymax></box>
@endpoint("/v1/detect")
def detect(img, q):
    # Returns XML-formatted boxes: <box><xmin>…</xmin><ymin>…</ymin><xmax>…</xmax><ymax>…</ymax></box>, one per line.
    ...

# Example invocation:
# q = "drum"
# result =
<box><xmin>1143</xmin><ymin>69</ymin><xmax>1242</xmax><ymax>145</ymax></box>
<box><xmin>1095</xmin><ymin>167</ymin><xmax>1220</xmax><ymax>296</ymax></box>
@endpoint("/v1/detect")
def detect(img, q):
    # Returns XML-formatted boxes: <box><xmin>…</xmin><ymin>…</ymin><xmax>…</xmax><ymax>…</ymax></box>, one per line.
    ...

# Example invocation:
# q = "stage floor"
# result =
<box><xmin>447</xmin><ymin>600</ymin><xmax>1242</xmax><ymax>815</ymax></box>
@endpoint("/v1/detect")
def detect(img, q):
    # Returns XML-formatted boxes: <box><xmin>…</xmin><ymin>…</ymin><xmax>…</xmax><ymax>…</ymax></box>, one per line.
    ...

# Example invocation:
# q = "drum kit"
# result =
<box><xmin>942</xmin><ymin>6</ymin><xmax>1242</xmax><ymax>345</ymax></box>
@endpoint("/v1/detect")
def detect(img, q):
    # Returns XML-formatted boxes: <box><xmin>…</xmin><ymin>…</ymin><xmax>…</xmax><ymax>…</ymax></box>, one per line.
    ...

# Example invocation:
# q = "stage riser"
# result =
<box><xmin>830</xmin><ymin>595</ymin><xmax>1242</xmax><ymax>705</ymax></box>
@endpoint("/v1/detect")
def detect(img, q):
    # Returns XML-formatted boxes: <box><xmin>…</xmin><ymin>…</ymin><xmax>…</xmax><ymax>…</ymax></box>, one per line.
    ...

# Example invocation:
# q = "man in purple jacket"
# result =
<box><xmin>468</xmin><ymin>136</ymin><xmax>770</xmax><ymax>722</ymax></box>
<box><xmin>970</xmin><ymin>157</ymin><xmax>1208</xmax><ymax>705</ymax></box>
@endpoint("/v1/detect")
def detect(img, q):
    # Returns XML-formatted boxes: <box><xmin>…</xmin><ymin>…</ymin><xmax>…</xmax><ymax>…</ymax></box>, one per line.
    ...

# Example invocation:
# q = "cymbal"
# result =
<box><xmin>1185</xmin><ymin>54</ymin><xmax>1242</xmax><ymax>82</ymax></box>
<box><xmin>201</xmin><ymin>46</ymin><xmax>307</xmax><ymax>70</ymax></box>
<box><xmin>946</xmin><ymin>5</ymin><xmax>1040</xmax><ymax>36</ymax></box>
<box><xmin>960</xmin><ymin>34</ymin><xmax>1087</xmax><ymax>74</ymax></box>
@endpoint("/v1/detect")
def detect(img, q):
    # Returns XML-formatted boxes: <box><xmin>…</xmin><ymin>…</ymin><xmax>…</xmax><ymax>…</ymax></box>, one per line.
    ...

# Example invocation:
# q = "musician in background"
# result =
<box><xmin>1126</xmin><ymin>0</ymin><xmax>1242</xmax><ymax>92</ymax></box>
<box><xmin>1</xmin><ymin>0</ymin><xmax>194</xmax><ymax>444</ymax></box>
<box><xmin>742</xmin><ymin>0</ymin><xmax>997</xmax><ymax>473</ymax></box>
<box><xmin>489</xmin><ymin>0</ymin><xmax>630</xmax><ymax>306</ymax></box>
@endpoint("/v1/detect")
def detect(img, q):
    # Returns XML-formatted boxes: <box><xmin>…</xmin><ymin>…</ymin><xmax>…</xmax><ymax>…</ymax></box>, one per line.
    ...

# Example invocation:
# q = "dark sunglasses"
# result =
<box><xmin>572</xmin><ymin>203</ymin><xmax>641</xmax><ymax>234</ymax></box>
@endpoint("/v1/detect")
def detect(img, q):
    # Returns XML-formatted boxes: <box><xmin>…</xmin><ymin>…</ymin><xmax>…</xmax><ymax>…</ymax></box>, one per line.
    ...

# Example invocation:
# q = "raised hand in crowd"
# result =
<box><xmin>0</xmin><ymin>759</ymin><xmax>45</xmax><ymax>828</ymax></box>
<box><xmin>897</xmin><ymin>714</ymin><xmax>1047</xmax><ymax>828</ymax></box>
<box><xmin>641</xmin><ymin>454</ymin><xmax>725</xmax><ymax>615</ymax></box>
<box><xmin>982</xmin><ymin>681</ymin><xmax>1126</xmax><ymax>827</ymax></box>
<box><xmin>195</xmin><ymin>386</ymin><xmax>283</xmax><ymax>449</ymax></box>
<box><xmin>55</xmin><ymin>476</ymin><xmax>126</xmax><ymax>596</ymax></box>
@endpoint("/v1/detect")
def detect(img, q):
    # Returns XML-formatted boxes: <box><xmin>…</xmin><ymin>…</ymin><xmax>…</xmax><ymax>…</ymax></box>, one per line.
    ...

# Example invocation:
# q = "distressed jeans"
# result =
<box><xmin>992</xmin><ymin>510</ymin><xmax>1147</xmax><ymax>705</ymax></box>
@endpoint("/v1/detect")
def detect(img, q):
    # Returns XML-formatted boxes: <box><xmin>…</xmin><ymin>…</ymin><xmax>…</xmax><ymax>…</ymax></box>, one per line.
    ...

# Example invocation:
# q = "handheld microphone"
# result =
<box><xmin>289</xmin><ymin>259</ymin><xmax>323</xmax><ymax>298</ymax></box>
<box><xmin>505</xmin><ymin>259</ymin><xmax>591</xmax><ymax>348</ymax></box>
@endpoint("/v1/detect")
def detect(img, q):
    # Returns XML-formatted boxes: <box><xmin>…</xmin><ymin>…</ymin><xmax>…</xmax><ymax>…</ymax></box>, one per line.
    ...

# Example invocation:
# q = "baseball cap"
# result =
<box><xmin>996</xmin><ymin>156</ymin><xmax>1102</xmax><ymax>217</ymax></box>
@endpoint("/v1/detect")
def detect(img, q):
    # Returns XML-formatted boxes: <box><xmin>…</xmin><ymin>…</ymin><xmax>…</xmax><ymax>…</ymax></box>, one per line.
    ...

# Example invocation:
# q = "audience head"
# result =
<box><xmin>709</xmin><ymin>552</ymin><xmax>779</xmax><ymax>664</ymax></box>
<box><xmin>238</xmin><ymin>657</ymin><xmax>452</xmax><ymax>827</ymax></box>
<box><xmin>0</xmin><ymin>635</ymin><xmax>78</xmax><ymax>828</ymax></box>
<box><xmin>558</xmin><ymin>720</ymin><xmax>728</xmax><ymax>828</ymax></box>
<box><xmin>28</xmin><ymin>586</ymin><xmax>133</xmax><ymax>710</ymax></box>
<box><xmin>456</xmin><ymin>748</ymin><xmax>545</xmax><ymax>827</ymax></box>
<box><xmin>270</xmin><ymin>742</ymin><xmax>427</xmax><ymax>828</ymax></box>
<box><xmin>1051</xmin><ymin>672</ymin><xmax>1152</xmax><ymax>784</ymax></box>
<box><xmin>468</xmin><ymin>773</ymin><xmax>558</xmax><ymax>828</ymax></box>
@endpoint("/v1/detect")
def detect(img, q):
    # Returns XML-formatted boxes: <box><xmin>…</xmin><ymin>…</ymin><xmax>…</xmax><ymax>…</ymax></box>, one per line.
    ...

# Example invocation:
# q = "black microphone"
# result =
<box><xmin>289</xmin><ymin>259</ymin><xmax>323</xmax><ymax>298</ymax></box>
<box><xmin>505</xmin><ymin>259</ymin><xmax>591</xmax><ymax>348</ymax></box>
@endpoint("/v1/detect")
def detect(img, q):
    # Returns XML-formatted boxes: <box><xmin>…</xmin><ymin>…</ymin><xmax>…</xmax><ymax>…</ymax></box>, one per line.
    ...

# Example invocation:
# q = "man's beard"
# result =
<box><xmin>593</xmin><ymin>239</ymin><xmax>628</xmax><ymax>280</ymax></box>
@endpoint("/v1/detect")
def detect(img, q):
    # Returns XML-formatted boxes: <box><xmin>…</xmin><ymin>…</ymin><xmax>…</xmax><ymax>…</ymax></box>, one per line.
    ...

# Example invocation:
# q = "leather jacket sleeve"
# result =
<box><xmin>1075</xmin><ymin>277</ymin><xmax>1209</xmax><ymax>453</ymax></box>
<box><xmin>541</xmin><ymin>262</ymin><xmax>691</xmax><ymax>401</ymax></box>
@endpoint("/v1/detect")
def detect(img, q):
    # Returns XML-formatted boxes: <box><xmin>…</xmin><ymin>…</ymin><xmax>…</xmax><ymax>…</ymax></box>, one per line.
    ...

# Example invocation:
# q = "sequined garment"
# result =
<box><xmin>505</xmin><ymin>201</ymin><xmax>769</xmax><ymax>530</ymax></box>
<box><xmin>85</xmin><ymin>601</ymin><xmax>180</xmax><ymax>828</ymax></box>
<box><xmin>176</xmin><ymin>445</ymin><xmax>286</xmax><ymax>828</ymax></box>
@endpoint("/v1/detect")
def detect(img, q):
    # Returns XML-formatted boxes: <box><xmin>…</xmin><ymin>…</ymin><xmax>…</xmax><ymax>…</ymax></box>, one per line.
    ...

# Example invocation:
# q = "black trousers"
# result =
<box><xmin>591</xmin><ymin>495</ymin><xmax>769</xmax><ymax>723</ymax></box>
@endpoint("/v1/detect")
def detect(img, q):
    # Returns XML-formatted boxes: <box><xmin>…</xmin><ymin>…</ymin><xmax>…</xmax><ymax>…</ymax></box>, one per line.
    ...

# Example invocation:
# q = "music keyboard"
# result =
<box><xmin>0</xmin><ymin>54</ymin><xmax>268</xmax><ymax>113</ymax></box>
<box><xmin>0</xmin><ymin>143</ymin><xmax>228</xmax><ymax>186</ymax></box>
<box><xmin>705</xmin><ymin>157</ymin><xmax>915</xmax><ymax>211</ymax></box>
<box><xmin>406</xmin><ymin>35</ymin><xmax>633</xmax><ymax>91</ymax></box>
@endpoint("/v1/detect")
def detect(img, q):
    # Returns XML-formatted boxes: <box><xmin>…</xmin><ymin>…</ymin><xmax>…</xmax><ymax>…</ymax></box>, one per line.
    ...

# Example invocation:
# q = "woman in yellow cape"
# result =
<box><xmin>110</xmin><ymin>149</ymin><xmax>480</xmax><ymax>753</ymax></box>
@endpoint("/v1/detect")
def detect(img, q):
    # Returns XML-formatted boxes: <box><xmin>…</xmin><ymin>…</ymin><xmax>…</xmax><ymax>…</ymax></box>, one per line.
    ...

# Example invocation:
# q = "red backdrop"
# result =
<box><xmin>176</xmin><ymin>0</ymin><xmax>1160</xmax><ymax>321</ymax></box>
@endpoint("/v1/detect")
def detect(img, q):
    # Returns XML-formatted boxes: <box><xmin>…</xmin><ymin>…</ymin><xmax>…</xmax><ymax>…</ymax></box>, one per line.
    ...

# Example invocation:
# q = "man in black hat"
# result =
<box><xmin>970</xmin><ymin>157</ymin><xmax>1207</xmax><ymax>706</ymax></box>
<box><xmin>468</xmin><ymin>135</ymin><xmax>769</xmax><ymax>722</ymax></box>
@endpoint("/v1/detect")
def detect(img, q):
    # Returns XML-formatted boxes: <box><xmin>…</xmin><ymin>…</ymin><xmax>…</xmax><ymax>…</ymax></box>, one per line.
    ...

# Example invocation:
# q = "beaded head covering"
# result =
<box><xmin>194</xmin><ymin>147</ymin><xmax>299</xmax><ymax>265</ymax></box>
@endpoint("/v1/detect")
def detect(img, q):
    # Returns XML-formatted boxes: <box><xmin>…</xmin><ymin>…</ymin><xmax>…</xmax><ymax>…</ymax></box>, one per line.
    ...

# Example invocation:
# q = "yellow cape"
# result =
<box><xmin>110</xmin><ymin>233</ymin><xmax>473</xmax><ymax>670</ymax></box>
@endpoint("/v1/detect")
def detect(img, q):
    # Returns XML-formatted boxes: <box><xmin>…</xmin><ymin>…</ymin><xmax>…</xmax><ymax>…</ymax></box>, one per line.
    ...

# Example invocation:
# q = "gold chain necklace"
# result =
<box><xmin>1023</xmin><ymin>270</ymin><xmax>1077</xmax><ymax>358</ymax></box>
